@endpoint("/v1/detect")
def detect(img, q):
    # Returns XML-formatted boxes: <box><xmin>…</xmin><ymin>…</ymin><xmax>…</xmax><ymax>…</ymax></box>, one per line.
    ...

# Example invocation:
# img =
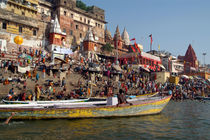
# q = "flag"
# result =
<box><xmin>134</xmin><ymin>42</ymin><xmax>141</xmax><ymax>54</ymax></box>
<box><xmin>149</xmin><ymin>34</ymin><xmax>153</xmax><ymax>44</ymax></box>
<box><xmin>158</xmin><ymin>44</ymin><xmax>160</xmax><ymax>50</ymax></box>
<box><xmin>130</xmin><ymin>45</ymin><xmax>136</xmax><ymax>52</ymax></box>
<box><xmin>130</xmin><ymin>38</ymin><xmax>136</xmax><ymax>41</ymax></box>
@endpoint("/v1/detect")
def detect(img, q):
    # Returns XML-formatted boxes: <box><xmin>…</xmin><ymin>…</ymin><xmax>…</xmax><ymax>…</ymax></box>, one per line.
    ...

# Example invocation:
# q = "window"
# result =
<box><xmin>71</xmin><ymin>13</ymin><xmax>74</xmax><ymax>18</ymax></box>
<box><xmin>22</xmin><ymin>12</ymin><xmax>25</xmax><ymax>15</ymax></box>
<box><xmin>80</xmin><ymin>33</ymin><xmax>82</xmax><ymax>38</ymax></box>
<box><xmin>70</xmin><ymin>30</ymin><xmax>73</xmax><ymax>35</ymax></box>
<box><xmin>84</xmin><ymin>18</ymin><xmax>86</xmax><ymax>23</ymax></box>
<box><xmin>33</xmin><ymin>30</ymin><xmax>37</xmax><ymax>36</ymax></box>
<box><xmin>88</xmin><ymin>20</ymin><xmax>90</xmax><ymax>24</ymax></box>
<box><xmin>63</xmin><ymin>28</ymin><xmax>66</xmax><ymax>33</ymax></box>
<box><xmin>2</xmin><ymin>22</ymin><xmax>7</xmax><ymax>29</ymax></box>
<box><xmin>76</xmin><ymin>25</ymin><xmax>79</xmax><ymax>30</ymax></box>
<box><xmin>19</xmin><ymin>26</ymin><xmax>22</xmax><ymax>33</ymax></box>
<box><xmin>64</xmin><ymin>1</ymin><xmax>66</xmax><ymax>4</ymax></box>
<box><xmin>41</xmin><ymin>8</ymin><xmax>44</xmax><ymax>14</ymax></box>
<box><xmin>11</xmin><ymin>9</ymin><xmax>14</xmax><ymax>13</ymax></box>
<box><xmin>71</xmin><ymin>23</ymin><xmax>73</xmax><ymax>27</ymax></box>
<box><xmin>64</xmin><ymin>11</ymin><xmax>67</xmax><ymax>16</ymax></box>
<box><xmin>80</xmin><ymin>17</ymin><xmax>82</xmax><ymax>21</ymax></box>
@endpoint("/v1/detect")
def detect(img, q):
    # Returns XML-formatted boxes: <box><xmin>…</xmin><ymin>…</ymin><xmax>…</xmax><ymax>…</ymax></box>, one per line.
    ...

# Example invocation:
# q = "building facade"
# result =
<box><xmin>0</xmin><ymin>0</ymin><xmax>107</xmax><ymax>55</ymax></box>
<box><xmin>0</xmin><ymin>0</ymin><xmax>42</xmax><ymax>52</ymax></box>
<box><xmin>53</xmin><ymin>0</ymin><xmax>106</xmax><ymax>48</ymax></box>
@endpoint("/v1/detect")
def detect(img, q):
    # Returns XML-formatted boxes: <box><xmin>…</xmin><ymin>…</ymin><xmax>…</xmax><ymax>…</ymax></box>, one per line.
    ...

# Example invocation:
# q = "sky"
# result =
<box><xmin>82</xmin><ymin>0</ymin><xmax>210</xmax><ymax>64</ymax></box>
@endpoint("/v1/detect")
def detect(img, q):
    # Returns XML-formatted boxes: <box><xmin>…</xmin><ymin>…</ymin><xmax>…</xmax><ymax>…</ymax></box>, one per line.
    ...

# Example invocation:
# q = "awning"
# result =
<box><xmin>158</xmin><ymin>64</ymin><xmax>166</xmax><ymax>70</ymax></box>
<box><xmin>139</xmin><ymin>65</ymin><xmax>150</xmax><ymax>72</ymax></box>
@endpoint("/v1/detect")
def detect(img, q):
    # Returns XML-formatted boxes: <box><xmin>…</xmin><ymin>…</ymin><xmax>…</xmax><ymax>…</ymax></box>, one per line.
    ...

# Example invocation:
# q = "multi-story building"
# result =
<box><xmin>37</xmin><ymin>0</ymin><xmax>53</xmax><ymax>46</ymax></box>
<box><xmin>53</xmin><ymin>0</ymin><xmax>106</xmax><ymax>48</ymax></box>
<box><xmin>0</xmin><ymin>0</ymin><xmax>42</xmax><ymax>52</ymax></box>
<box><xmin>0</xmin><ymin>0</ymin><xmax>107</xmax><ymax>55</ymax></box>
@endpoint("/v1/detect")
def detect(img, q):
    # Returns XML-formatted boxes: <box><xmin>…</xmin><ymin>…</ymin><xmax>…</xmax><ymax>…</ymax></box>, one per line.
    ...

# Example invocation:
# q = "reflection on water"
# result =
<box><xmin>1</xmin><ymin>100</ymin><xmax>210</xmax><ymax>140</ymax></box>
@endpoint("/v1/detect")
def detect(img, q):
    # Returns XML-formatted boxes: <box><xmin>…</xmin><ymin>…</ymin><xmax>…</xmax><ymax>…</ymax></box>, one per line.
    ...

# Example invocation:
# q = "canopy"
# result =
<box><xmin>158</xmin><ymin>64</ymin><xmax>166</xmax><ymax>70</ymax></box>
<box><xmin>18</xmin><ymin>66</ymin><xmax>30</xmax><ymax>73</ymax></box>
<box><xmin>112</xmin><ymin>64</ymin><xmax>122</xmax><ymax>72</ymax></box>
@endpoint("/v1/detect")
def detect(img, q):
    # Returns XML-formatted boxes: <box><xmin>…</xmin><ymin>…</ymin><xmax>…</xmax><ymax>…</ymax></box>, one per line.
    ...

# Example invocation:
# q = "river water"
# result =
<box><xmin>0</xmin><ymin>100</ymin><xmax>210</xmax><ymax>140</ymax></box>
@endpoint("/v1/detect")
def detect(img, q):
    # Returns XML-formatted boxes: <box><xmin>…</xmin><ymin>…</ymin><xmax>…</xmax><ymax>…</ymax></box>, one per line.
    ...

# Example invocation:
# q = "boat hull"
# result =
<box><xmin>0</xmin><ymin>96</ymin><xmax>171</xmax><ymax>120</ymax></box>
<box><xmin>2</xmin><ymin>99</ymin><xmax>89</xmax><ymax>104</ymax></box>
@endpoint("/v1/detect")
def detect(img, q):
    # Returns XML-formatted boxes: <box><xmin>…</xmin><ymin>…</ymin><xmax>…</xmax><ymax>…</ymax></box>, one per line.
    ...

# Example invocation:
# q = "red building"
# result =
<box><xmin>119</xmin><ymin>51</ymin><xmax>162</xmax><ymax>72</ymax></box>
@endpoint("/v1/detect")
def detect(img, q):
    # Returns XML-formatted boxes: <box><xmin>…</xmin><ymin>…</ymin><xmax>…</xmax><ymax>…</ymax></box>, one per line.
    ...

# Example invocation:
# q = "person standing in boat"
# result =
<box><xmin>117</xmin><ymin>89</ymin><xmax>132</xmax><ymax>106</ymax></box>
<box><xmin>35</xmin><ymin>84</ymin><xmax>41</xmax><ymax>101</ymax></box>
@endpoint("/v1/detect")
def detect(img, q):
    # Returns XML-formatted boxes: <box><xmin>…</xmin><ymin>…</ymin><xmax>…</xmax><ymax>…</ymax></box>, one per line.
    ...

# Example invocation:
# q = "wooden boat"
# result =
<box><xmin>194</xmin><ymin>96</ymin><xmax>210</xmax><ymax>100</ymax></box>
<box><xmin>135</xmin><ymin>92</ymin><xmax>159</xmax><ymax>98</ymax></box>
<box><xmin>2</xmin><ymin>98</ymin><xmax>89</xmax><ymax>105</ymax></box>
<box><xmin>0</xmin><ymin>95</ymin><xmax>171</xmax><ymax>120</ymax></box>
<box><xmin>2</xmin><ymin>92</ymin><xmax>159</xmax><ymax>105</ymax></box>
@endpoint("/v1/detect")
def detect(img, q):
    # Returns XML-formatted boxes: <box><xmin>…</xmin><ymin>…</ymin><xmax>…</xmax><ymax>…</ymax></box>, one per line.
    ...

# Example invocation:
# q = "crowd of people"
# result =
<box><xmin>0</xmin><ymin>50</ymin><xmax>209</xmax><ymax>102</ymax></box>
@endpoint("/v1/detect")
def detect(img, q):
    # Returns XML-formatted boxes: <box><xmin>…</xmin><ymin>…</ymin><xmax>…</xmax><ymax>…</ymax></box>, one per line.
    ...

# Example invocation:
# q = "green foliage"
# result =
<box><xmin>76</xmin><ymin>0</ymin><xmax>92</xmax><ymax>11</ymax></box>
<box><xmin>101</xmin><ymin>43</ymin><xmax>114</xmax><ymax>52</ymax></box>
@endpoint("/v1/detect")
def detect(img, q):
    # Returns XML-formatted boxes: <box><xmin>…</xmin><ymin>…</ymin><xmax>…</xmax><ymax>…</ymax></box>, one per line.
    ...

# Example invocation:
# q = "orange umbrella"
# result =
<box><xmin>14</xmin><ymin>36</ymin><xmax>23</xmax><ymax>45</ymax></box>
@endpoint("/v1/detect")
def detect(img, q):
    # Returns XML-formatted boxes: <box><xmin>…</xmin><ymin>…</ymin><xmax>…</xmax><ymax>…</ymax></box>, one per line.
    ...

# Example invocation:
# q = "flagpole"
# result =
<box><xmin>150</xmin><ymin>42</ymin><xmax>152</xmax><ymax>51</ymax></box>
<box><xmin>149</xmin><ymin>34</ymin><xmax>152</xmax><ymax>52</ymax></box>
<box><xmin>116</xmin><ymin>40</ymin><xmax>118</xmax><ymax>65</ymax></box>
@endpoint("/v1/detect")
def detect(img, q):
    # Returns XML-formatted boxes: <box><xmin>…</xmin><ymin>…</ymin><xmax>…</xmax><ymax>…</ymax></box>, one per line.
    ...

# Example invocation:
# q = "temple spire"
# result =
<box><xmin>84</xmin><ymin>28</ymin><xmax>95</xmax><ymax>42</ymax></box>
<box><xmin>121</xmin><ymin>28</ymin><xmax>130</xmax><ymax>45</ymax></box>
<box><xmin>105</xmin><ymin>26</ymin><xmax>112</xmax><ymax>43</ymax></box>
<box><xmin>50</xmin><ymin>15</ymin><xmax>64</xmax><ymax>34</ymax></box>
<box><xmin>113</xmin><ymin>25</ymin><xmax>121</xmax><ymax>41</ymax></box>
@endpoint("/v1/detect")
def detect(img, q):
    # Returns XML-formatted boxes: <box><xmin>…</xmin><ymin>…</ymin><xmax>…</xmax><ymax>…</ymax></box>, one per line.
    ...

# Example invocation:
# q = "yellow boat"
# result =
<box><xmin>0</xmin><ymin>96</ymin><xmax>171</xmax><ymax>120</ymax></box>
<box><xmin>136</xmin><ymin>92</ymin><xmax>159</xmax><ymax>98</ymax></box>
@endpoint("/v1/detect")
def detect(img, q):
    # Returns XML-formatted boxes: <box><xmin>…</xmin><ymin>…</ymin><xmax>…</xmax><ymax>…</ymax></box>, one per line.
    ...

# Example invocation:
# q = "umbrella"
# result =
<box><xmin>18</xmin><ymin>53</ymin><xmax>32</xmax><ymax>60</ymax></box>
<box><xmin>54</xmin><ymin>57</ymin><xmax>67</xmax><ymax>64</ymax></box>
<box><xmin>112</xmin><ymin>64</ymin><xmax>122</xmax><ymax>72</ymax></box>
<box><xmin>181</xmin><ymin>75</ymin><xmax>189</xmax><ymax>79</ymax></box>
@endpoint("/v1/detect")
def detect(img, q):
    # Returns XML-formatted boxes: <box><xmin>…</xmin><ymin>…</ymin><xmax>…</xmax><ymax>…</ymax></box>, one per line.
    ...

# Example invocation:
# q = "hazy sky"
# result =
<box><xmin>82</xmin><ymin>0</ymin><xmax>209</xmax><ymax>64</ymax></box>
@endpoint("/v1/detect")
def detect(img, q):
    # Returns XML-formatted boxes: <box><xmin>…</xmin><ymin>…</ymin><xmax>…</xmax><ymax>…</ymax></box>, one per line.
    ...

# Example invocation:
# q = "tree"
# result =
<box><xmin>76</xmin><ymin>0</ymin><xmax>92</xmax><ymax>11</ymax></box>
<box><xmin>101</xmin><ymin>43</ymin><xmax>114</xmax><ymax>53</ymax></box>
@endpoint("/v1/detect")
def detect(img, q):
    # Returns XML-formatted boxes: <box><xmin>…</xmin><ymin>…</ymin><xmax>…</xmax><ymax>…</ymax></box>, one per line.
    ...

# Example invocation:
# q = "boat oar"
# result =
<box><xmin>4</xmin><ymin>112</ymin><xmax>15</xmax><ymax>125</ymax></box>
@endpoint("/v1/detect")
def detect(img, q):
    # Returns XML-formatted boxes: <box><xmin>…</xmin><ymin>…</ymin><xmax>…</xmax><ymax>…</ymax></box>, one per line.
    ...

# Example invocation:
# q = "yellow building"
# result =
<box><xmin>6</xmin><ymin>0</ymin><xmax>38</xmax><ymax>18</ymax></box>
<box><xmin>0</xmin><ymin>0</ymin><xmax>42</xmax><ymax>52</ymax></box>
